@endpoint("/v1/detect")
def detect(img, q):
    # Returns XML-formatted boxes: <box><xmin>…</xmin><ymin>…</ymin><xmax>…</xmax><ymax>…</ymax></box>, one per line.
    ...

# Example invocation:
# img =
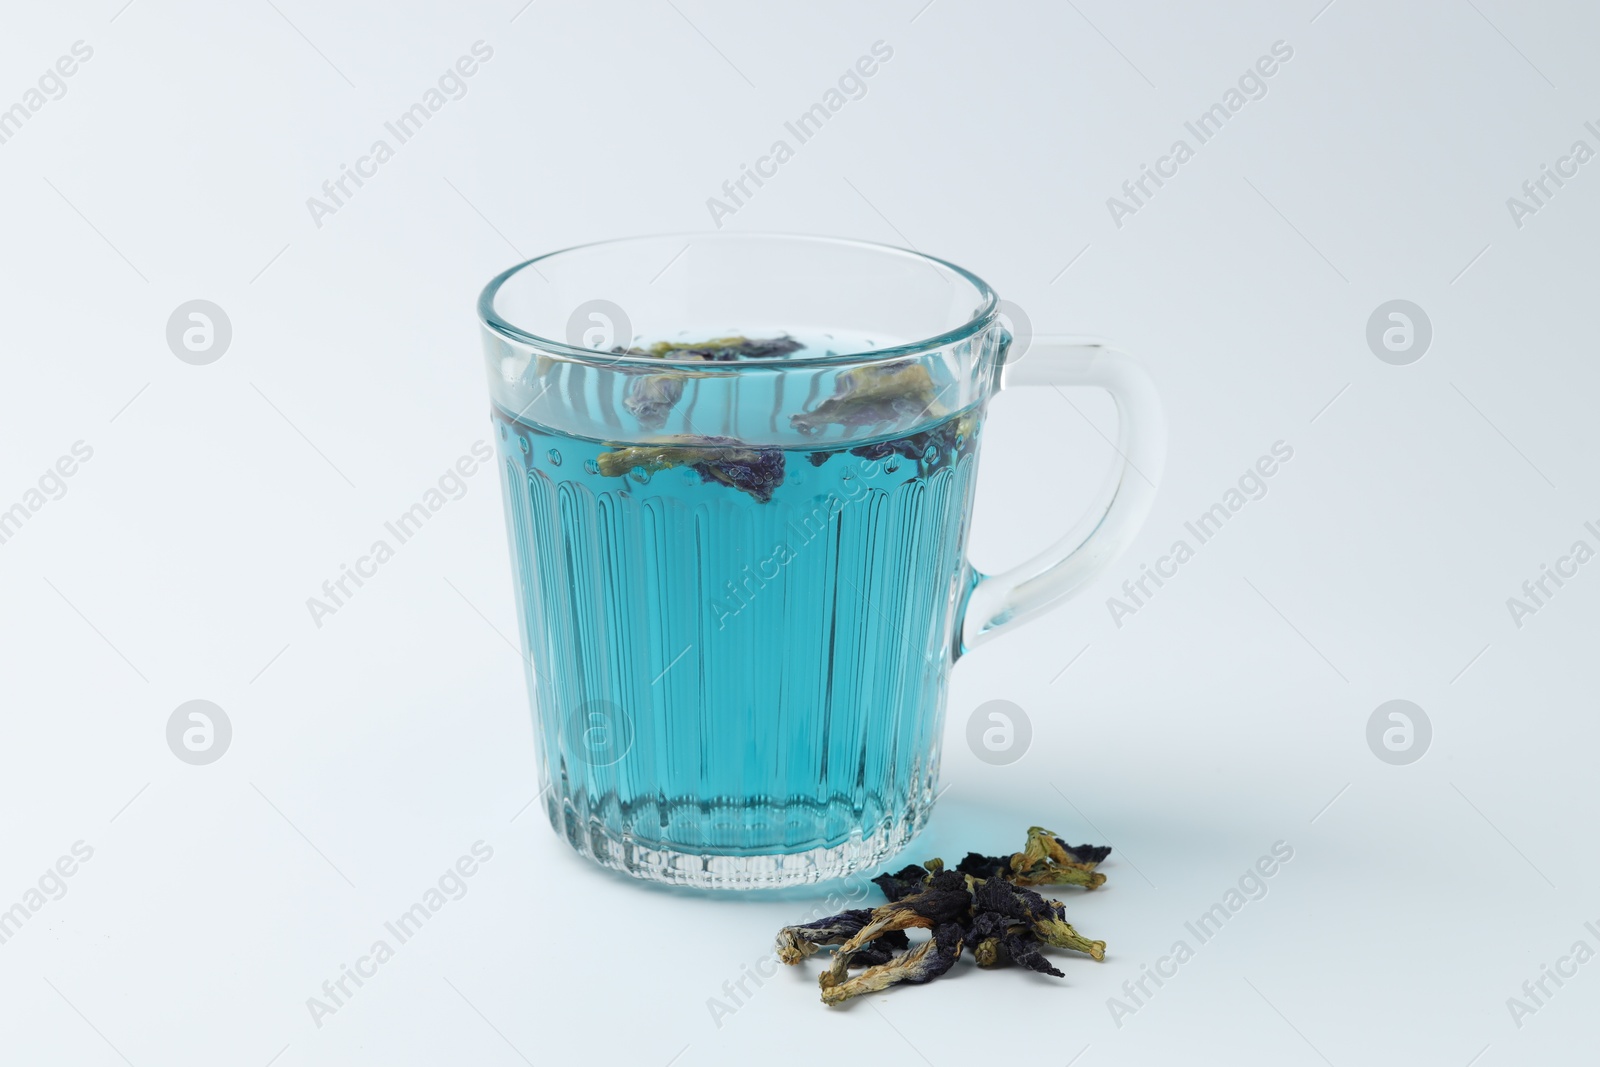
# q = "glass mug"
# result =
<box><xmin>478</xmin><ymin>234</ymin><xmax>1164</xmax><ymax>889</ymax></box>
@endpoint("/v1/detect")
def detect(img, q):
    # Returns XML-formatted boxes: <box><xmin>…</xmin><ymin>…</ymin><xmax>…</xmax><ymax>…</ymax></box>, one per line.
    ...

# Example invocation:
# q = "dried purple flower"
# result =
<box><xmin>596</xmin><ymin>435</ymin><xmax>785</xmax><ymax>503</ymax></box>
<box><xmin>614</xmin><ymin>335</ymin><xmax>803</xmax><ymax>428</ymax></box>
<box><xmin>622</xmin><ymin>374</ymin><xmax>684</xmax><ymax>429</ymax></box>
<box><xmin>790</xmin><ymin>363</ymin><xmax>943</xmax><ymax>433</ymax></box>
<box><xmin>955</xmin><ymin>825</ymin><xmax>1111</xmax><ymax>889</ymax></box>
<box><xmin>819</xmin><ymin>922</ymin><xmax>966</xmax><ymax>1005</ymax></box>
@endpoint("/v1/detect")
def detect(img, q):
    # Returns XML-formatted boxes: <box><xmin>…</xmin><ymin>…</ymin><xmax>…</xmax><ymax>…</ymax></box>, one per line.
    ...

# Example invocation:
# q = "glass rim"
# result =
<box><xmin>477</xmin><ymin>232</ymin><xmax>1001</xmax><ymax>371</ymax></box>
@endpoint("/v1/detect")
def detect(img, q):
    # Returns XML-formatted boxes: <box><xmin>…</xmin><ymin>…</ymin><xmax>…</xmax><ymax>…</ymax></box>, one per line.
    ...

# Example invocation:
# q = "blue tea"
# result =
<box><xmin>480</xmin><ymin>235</ymin><xmax>1165</xmax><ymax>889</ymax></box>
<box><xmin>491</xmin><ymin>335</ymin><xmax>984</xmax><ymax>886</ymax></box>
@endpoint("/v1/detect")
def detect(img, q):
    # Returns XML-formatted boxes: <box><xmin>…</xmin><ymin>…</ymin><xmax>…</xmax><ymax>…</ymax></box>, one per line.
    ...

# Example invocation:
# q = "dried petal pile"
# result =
<box><xmin>776</xmin><ymin>827</ymin><xmax>1110</xmax><ymax>1005</ymax></box>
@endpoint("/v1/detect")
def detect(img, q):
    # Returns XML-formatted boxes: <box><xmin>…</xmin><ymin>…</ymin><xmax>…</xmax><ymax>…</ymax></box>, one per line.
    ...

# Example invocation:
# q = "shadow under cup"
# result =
<box><xmin>479</xmin><ymin>234</ymin><xmax>1004</xmax><ymax>889</ymax></box>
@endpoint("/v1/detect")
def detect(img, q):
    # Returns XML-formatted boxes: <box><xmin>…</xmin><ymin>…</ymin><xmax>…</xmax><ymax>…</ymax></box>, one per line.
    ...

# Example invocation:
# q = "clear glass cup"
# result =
<box><xmin>477</xmin><ymin>234</ymin><xmax>1164</xmax><ymax>889</ymax></box>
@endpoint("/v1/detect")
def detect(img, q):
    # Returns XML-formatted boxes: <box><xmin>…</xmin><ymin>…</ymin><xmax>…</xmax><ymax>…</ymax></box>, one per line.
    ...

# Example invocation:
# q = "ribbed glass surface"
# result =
<box><xmin>492</xmin><ymin>406</ymin><xmax>983</xmax><ymax>887</ymax></box>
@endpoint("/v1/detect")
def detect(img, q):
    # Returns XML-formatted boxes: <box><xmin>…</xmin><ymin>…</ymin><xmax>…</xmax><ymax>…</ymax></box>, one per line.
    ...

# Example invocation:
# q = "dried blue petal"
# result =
<box><xmin>954</xmin><ymin>851</ymin><xmax>1011</xmax><ymax>880</ymax></box>
<box><xmin>848</xmin><ymin>931</ymin><xmax>913</xmax><ymax>967</ymax></box>
<box><xmin>971</xmin><ymin>873</ymin><xmax>1058</xmax><ymax>925</ymax></box>
<box><xmin>999</xmin><ymin>932</ymin><xmax>1065</xmax><ymax>977</ymax></box>
<box><xmin>689</xmin><ymin>449</ymin><xmax>785</xmax><ymax>503</ymax></box>
<box><xmin>1057</xmin><ymin>841</ymin><xmax>1112</xmax><ymax>866</ymax></box>
<box><xmin>871</xmin><ymin>864</ymin><xmax>931</xmax><ymax>903</ymax></box>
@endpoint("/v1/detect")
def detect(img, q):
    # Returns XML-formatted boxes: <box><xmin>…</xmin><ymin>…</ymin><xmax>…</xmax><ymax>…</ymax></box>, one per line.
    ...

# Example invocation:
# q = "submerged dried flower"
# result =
<box><xmin>622</xmin><ymin>374</ymin><xmax>684</xmax><ymax>429</ymax></box>
<box><xmin>615</xmin><ymin>335</ymin><xmax>803</xmax><ymax>428</ymax></box>
<box><xmin>842</xmin><ymin>411</ymin><xmax>979</xmax><ymax>479</ymax></box>
<box><xmin>778</xmin><ymin>825</ymin><xmax>1110</xmax><ymax>1005</ymax></box>
<box><xmin>790</xmin><ymin>362</ymin><xmax>943</xmax><ymax>434</ymax></box>
<box><xmin>616</xmin><ymin>336</ymin><xmax>804</xmax><ymax>362</ymax></box>
<box><xmin>596</xmin><ymin>435</ymin><xmax>786</xmax><ymax>503</ymax></box>
<box><xmin>611</xmin><ymin>340</ymin><xmax>978</xmax><ymax>490</ymax></box>
<box><xmin>794</xmin><ymin>360</ymin><xmax>978</xmax><ymax>479</ymax></box>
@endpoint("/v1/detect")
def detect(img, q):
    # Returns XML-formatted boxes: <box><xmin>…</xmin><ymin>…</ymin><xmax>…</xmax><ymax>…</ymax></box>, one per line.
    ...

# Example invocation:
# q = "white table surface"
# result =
<box><xmin>3</xmin><ymin>2</ymin><xmax>1596</xmax><ymax>1064</ymax></box>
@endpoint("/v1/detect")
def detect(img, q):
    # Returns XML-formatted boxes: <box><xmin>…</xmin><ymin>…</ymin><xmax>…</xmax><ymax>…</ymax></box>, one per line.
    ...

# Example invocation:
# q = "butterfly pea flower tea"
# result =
<box><xmin>478</xmin><ymin>235</ymin><xmax>1164</xmax><ymax>888</ymax></box>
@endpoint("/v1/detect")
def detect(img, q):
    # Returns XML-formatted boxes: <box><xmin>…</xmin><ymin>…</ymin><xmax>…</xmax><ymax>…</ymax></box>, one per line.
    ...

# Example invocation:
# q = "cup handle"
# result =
<box><xmin>958</xmin><ymin>337</ymin><xmax>1167</xmax><ymax>655</ymax></box>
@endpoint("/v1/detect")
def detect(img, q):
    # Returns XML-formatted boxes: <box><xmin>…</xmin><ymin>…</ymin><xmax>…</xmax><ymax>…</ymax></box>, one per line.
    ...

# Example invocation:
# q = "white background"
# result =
<box><xmin>3</xmin><ymin>1</ymin><xmax>1597</xmax><ymax>1064</ymax></box>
